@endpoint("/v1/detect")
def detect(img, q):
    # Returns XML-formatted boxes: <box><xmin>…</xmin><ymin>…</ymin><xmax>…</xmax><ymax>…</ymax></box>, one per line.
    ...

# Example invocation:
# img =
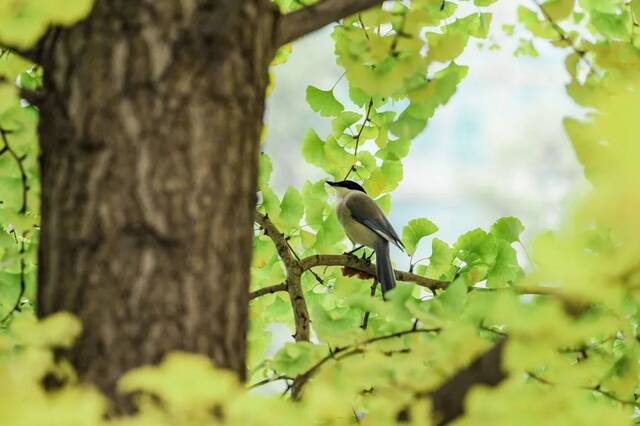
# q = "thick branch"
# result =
<box><xmin>275</xmin><ymin>0</ymin><xmax>384</xmax><ymax>46</ymax></box>
<box><xmin>255</xmin><ymin>212</ymin><xmax>310</xmax><ymax>341</ymax></box>
<box><xmin>428</xmin><ymin>339</ymin><xmax>507</xmax><ymax>425</ymax></box>
<box><xmin>299</xmin><ymin>254</ymin><xmax>449</xmax><ymax>291</ymax></box>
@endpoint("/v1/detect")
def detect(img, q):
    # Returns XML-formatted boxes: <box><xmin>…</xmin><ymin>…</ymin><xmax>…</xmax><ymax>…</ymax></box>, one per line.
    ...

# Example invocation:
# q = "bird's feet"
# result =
<box><xmin>345</xmin><ymin>245</ymin><xmax>365</xmax><ymax>256</ymax></box>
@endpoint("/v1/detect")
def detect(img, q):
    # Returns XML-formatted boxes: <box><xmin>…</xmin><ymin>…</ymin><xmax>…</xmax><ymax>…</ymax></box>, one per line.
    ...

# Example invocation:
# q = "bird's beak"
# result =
<box><xmin>325</xmin><ymin>180</ymin><xmax>338</xmax><ymax>187</ymax></box>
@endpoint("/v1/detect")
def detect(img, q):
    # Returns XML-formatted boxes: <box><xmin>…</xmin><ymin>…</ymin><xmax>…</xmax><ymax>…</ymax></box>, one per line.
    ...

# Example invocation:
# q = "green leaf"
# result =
<box><xmin>490</xmin><ymin>217</ymin><xmax>525</xmax><ymax>243</ymax></box>
<box><xmin>375</xmin><ymin>194</ymin><xmax>391</xmax><ymax>215</ymax></box>
<box><xmin>426</xmin><ymin>31</ymin><xmax>469</xmax><ymax>64</ymax></box>
<box><xmin>579</xmin><ymin>0</ymin><xmax>625</xmax><ymax>14</ymax></box>
<box><xmin>426</xmin><ymin>238</ymin><xmax>455</xmax><ymax>280</ymax></box>
<box><xmin>314</xmin><ymin>211</ymin><xmax>344</xmax><ymax>252</ymax></box>
<box><xmin>376</xmin><ymin>138</ymin><xmax>411</xmax><ymax>161</ymax></box>
<box><xmin>364</xmin><ymin>161</ymin><xmax>403</xmax><ymax>197</ymax></box>
<box><xmin>252</xmin><ymin>236</ymin><xmax>277</xmax><ymax>269</ymax></box>
<box><xmin>518</xmin><ymin>6</ymin><xmax>557</xmax><ymax>39</ymax></box>
<box><xmin>487</xmin><ymin>240</ymin><xmax>523</xmax><ymax>287</ymax></box>
<box><xmin>332</xmin><ymin>111</ymin><xmax>361</xmax><ymax>134</ymax></box>
<box><xmin>402</xmin><ymin>218</ymin><xmax>439</xmax><ymax>256</ymax></box>
<box><xmin>0</xmin><ymin>0</ymin><xmax>93</xmax><ymax>49</ymax></box>
<box><xmin>389</xmin><ymin>104</ymin><xmax>430</xmax><ymax>139</ymax></box>
<box><xmin>260</xmin><ymin>187</ymin><xmax>281</xmax><ymax>219</ymax></box>
<box><xmin>302</xmin><ymin>180</ymin><xmax>328</xmax><ymax>228</ymax></box>
<box><xmin>435</xmin><ymin>278</ymin><xmax>468</xmax><ymax>316</ymax></box>
<box><xmin>301</xmin><ymin>129</ymin><xmax>324</xmax><ymax>166</ymax></box>
<box><xmin>453</xmin><ymin>13</ymin><xmax>493</xmax><ymax>39</ymax></box>
<box><xmin>271</xmin><ymin>44</ymin><xmax>292</xmax><ymax>66</ymax></box>
<box><xmin>502</xmin><ymin>24</ymin><xmax>515</xmax><ymax>35</ymax></box>
<box><xmin>306</xmin><ymin>86</ymin><xmax>344</xmax><ymax>117</ymax></box>
<box><xmin>541</xmin><ymin>0</ymin><xmax>575</xmax><ymax>21</ymax></box>
<box><xmin>258</xmin><ymin>154</ymin><xmax>273</xmax><ymax>190</ymax></box>
<box><xmin>454</xmin><ymin>228</ymin><xmax>498</xmax><ymax>266</ymax></box>
<box><xmin>590</xmin><ymin>10</ymin><xmax>632</xmax><ymax>40</ymax></box>
<box><xmin>514</xmin><ymin>38</ymin><xmax>540</xmax><ymax>57</ymax></box>
<box><xmin>324</xmin><ymin>136</ymin><xmax>354</xmax><ymax>178</ymax></box>
<box><xmin>271</xmin><ymin>342</ymin><xmax>327</xmax><ymax>377</ymax></box>
<box><xmin>279</xmin><ymin>187</ymin><xmax>304</xmax><ymax>229</ymax></box>
<box><xmin>474</xmin><ymin>0</ymin><xmax>497</xmax><ymax>5</ymax></box>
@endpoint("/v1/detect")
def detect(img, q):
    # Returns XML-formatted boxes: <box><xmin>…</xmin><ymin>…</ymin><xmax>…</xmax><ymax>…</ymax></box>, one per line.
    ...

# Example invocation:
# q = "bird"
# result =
<box><xmin>326</xmin><ymin>180</ymin><xmax>405</xmax><ymax>294</ymax></box>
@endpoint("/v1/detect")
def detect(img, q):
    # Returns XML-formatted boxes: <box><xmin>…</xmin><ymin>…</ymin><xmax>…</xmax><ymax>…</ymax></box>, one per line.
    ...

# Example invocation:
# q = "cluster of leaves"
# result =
<box><xmin>0</xmin><ymin>46</ymin><xmax>41</xmax><ymax>326</ymax></box>
<box><xmin>1</xmin><ymin>0</ymin><xmax>640</xmax><ymax>425</ymax></box>
<box><xmin>0</xmin><ymin>0</ymin><xmax>92</xmax><ymax>330</ymax></box>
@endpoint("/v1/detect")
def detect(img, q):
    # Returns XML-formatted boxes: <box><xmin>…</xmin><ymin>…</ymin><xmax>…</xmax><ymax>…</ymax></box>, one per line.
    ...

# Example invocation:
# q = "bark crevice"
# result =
<box><xmin>37</xmin><ymin>0</ymin><xmax>276</xmax><ymax>403</ymax></box>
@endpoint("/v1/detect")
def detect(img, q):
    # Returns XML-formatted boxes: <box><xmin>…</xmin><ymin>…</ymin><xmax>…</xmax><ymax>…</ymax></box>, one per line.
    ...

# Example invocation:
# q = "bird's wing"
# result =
<box><xmin>345</xmin><ymin>192</ymin><xmax>405</xmax><ymax>251</ymax></box>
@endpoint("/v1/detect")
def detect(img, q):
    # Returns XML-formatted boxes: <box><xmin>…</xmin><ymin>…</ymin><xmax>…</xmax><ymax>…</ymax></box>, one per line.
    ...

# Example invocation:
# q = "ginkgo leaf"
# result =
<box><xmin>306</xmin><ymin>86</ymin><xmax>344</xmax><ymax>117</ymax></box>
<box><xmin>541</xmin><ymin>0</ymin><xmax>575</xmax><ymax>21</ymax></box>
<box><xmin>427</xmin><ymin>238</ymin><xmax>455</xmax><ymax>280</ymax></box>
<box><xmin>332</xmin><ymin>111</ymin><xmax>361</xmax><ymax>134</ymax></box>
<box><xmin>426</xmin><ymin>31</ymin><xmax>468</xmax><ymax>64</ymax></box>
<box><xmin>454</xmin><ymin>228</ymin><xmax>498</xmax><ymax>266</ymax></box>
<box><xmin>486</xmin><ymin>240</ymin><xmax>523</xmax><ymax>287</ymax></box>
<box><xmin>271</xmin><ymin>342</ymin><xmax>327</xmax><ymax>377</ymax></box>
<box><xmin>402</xmin><ymin>218</ymin><xmax>439</xmax><ymax>256</ymax></box>
<box><xmin>490</xmin><ymin>217</ymin><xmax>525</xmax><ymax>243</ymax></box>
<box><xmin>279</xmin><ymin>187</ymin><xmax>304</xmax><ymax>229</ymax></box>
<box><xmin>301</xmin><ymin>129</ymin><xmax>324</xmax><ymax>166</ymax></box>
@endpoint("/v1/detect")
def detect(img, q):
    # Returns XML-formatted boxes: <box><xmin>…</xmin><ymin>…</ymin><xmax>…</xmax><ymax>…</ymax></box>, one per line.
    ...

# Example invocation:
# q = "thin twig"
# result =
<box><xmin>248</xmin><ymin>375</ymin><xmax>291</xmax><ymax>389</ymax></box>
<box><xmin>357</xmin><ymin>13</ymin><xmax>370</xmax><ymax>40</ymax></box>
<box><xmin>529</xmin><ymin>372</ymin><xmax>640</xmax><ymax>408</ymax></box>
<box><xmin>344</xmin><ymin>98</ymin><xmax>374</xmax><ymax>180</ymax></box>
<box><xmin>291</xmin><ymin>326</ymin><xmax>441</xmax><ymax>398</ymax></box>
<box><xmin>0</xmin><ymin>128</ymin><xmax>29</xmax><ymax>214</ymax></box>
<box><xmin>533</xmin><ymin>0</ymin><xmax>595</xmax><ymax>72</ymax></box>
<box><xmin>250</xmin><ymin>282</ymin><xmax>288</xmax><ymax>300</ymax></box>
<box><xmin>0</xmin><ymin>238</ymin><xmax>26</xmax><ymax>324</ymax></box>
<box><xmin>360</xmin><ymin>281</ymin><xmax>378</xmax><ymax>329</ymax></box>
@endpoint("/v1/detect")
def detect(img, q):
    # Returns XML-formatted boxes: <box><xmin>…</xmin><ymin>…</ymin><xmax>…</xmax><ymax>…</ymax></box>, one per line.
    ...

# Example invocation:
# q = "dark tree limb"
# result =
<box><xmin>255</xmin><ymin>212</ymin><xmax>310</xmax><ymax>341</ymax></box>
<box><xmin>249</xmin><ymin>282</ymin><xmax>288</xmax><ymax>300</ymax></box>
<box><xmin>428</xmin><ymin>339</ymin><xmax>507</xmax><ymax>425</ymax></box>
<box><xmin>275</xmin><ymin>0</ymin><xmax>385</xmax><ymax>46</ymax></box>
<box><xmin>300</xmin><ymin>254</ymin><xmax>449</xmax><ymax>291</ymax></box>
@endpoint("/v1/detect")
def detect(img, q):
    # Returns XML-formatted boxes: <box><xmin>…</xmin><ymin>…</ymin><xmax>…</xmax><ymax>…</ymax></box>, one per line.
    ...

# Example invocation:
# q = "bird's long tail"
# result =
<box><xmin>374</xmin><ymin>239</ymin><xmax>396</xmax><ymax>294</ymax></box>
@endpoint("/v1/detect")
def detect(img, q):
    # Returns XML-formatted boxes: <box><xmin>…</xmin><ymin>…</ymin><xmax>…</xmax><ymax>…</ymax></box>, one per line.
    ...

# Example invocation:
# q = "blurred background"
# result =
<box><xmin>263</xmin><ymin>1</ymin><xmax>589</xmax><ymax>270</ymax></box>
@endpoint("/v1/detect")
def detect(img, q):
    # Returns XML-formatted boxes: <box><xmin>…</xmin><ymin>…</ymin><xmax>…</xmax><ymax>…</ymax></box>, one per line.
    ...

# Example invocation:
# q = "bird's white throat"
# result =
<box><xmin>332</xmin><ymin>186</ymin><xmax>352</xmax><ymax>202</ymax></box>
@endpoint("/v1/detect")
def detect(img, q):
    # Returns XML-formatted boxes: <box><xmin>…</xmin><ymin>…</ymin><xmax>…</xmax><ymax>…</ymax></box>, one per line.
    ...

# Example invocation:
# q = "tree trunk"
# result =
<box><xmin>37</xmin><ymin>0</ymin><xmax>277</xmax><ymax>400</ymax></box>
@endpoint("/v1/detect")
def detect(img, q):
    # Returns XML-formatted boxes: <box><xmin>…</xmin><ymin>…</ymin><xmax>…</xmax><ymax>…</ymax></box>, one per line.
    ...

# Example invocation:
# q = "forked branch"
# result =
<box><xmin>255</xmin><ymin>212</ymin><xmax>310</xmax><ymax>341</ymax></box>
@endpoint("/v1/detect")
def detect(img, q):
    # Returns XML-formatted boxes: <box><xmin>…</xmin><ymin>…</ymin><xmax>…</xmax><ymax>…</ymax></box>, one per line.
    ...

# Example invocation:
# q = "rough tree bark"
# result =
<box><xmin>33</xmin><ymin>0</ymin><xmax>385</xmax><ymax>405</ymax></box>
<box><xmin>37</xmin><ymin>0</ymin><xmax>277</xmax><ymax>398</ymax></box>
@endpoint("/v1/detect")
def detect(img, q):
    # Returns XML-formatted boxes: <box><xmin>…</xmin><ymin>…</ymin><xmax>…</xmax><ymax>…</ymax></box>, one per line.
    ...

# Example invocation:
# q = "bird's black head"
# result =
<box><xmin>326</xmin><ymin>180</ymin><xmax>367</xmax><ymax>194</ymax></box>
